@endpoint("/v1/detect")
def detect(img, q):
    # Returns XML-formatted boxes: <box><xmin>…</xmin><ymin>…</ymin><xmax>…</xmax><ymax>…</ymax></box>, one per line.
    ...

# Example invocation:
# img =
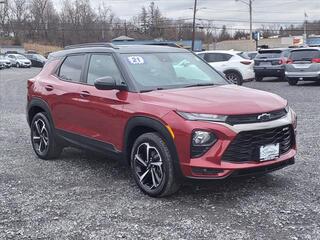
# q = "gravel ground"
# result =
<box><xmin>0</xmin><ymin>68</ymin><xmax>319</xmax><ymax>240</ymax></box>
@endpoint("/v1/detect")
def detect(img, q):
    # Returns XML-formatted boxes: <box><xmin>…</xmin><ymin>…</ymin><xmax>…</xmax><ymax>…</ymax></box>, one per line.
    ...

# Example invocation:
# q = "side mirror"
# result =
<box><xmin>94</xmin><ymin>76</ymin><xmax>127</xmax><ymax>91</ymax></box>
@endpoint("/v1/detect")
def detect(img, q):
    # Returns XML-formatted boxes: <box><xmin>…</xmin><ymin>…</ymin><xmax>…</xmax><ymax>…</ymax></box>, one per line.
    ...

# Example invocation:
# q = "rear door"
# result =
<box><xmin>50</xmin><ymin>54</ymin><xmax>88</xmax><ymax>134</ymax></box>
<box><xmin>287</xmin><ymin>49</ymin><xmax>320</xmax><ymax>72</ymax></box>
<box><xmin>204</xmin><ymin>53</ymin><xmax>232</xmax><ymax>71</ymax></box>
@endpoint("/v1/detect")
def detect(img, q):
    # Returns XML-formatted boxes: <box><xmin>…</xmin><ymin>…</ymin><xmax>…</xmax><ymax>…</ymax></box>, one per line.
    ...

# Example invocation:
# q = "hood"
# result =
<box><xmin>0</xmin><ymin>59</ymin><xmax>10</xmax><ymax>64</ymax></box>
<box><xmin>140</xmin><ymin>85</ymin><xmax>287</xmax><ymax>115</ymax></box>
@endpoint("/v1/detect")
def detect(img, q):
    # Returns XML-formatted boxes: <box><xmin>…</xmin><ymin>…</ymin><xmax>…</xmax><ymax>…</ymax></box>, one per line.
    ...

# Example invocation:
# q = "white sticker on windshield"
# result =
<box><xmin>127</xmin><ymin>56</ymin><xmax>145</xmax><ymax>65</ymax></box>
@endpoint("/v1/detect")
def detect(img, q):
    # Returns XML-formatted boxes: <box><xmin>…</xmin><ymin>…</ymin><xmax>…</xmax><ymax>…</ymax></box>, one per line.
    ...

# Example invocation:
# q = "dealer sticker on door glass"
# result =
<box><xmin>259</xmin><ymin>143</ymin><xmax>280</xmax><ymax>161</ymax></box>
<box><xmin>127</xmin><ymin>56</ymin><xmax>145</xmax><ymax>65</ymax></box>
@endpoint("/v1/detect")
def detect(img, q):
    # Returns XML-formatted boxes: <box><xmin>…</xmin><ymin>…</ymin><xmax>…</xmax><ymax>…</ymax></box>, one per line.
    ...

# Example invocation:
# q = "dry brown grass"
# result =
<box><xmin>23</xmin><ymin>43</ymin><xmax>62</xmax><ymax>55</ymax></box>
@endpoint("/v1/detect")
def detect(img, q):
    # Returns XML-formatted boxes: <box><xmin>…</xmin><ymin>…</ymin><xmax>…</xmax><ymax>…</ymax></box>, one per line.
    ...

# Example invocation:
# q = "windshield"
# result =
<box><xmin>256</xmin><ymin>51</ymin><xmax>282</xmax><ymax>59</ymax></box>
<box><xmin>16</xmin><ymin>55</ymin><xmax>27</xmax><ymax>59</ymax></box>
<box><xmin>122</xmin><ymin>52</ymin><xmax>228</xmax><ymax>91</ymax></box>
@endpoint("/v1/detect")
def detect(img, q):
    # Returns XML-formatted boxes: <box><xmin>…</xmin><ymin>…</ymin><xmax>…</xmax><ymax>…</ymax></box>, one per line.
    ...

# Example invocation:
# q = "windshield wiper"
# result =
<box><xmin>184</xmin><ymin>83</ymin><xmax>215</xmax><ymax>88</ymax></box>
<box><xmin>140</xmin><ymin>87</ymin><xmax>167</xmax><ymax>93</ymax></box>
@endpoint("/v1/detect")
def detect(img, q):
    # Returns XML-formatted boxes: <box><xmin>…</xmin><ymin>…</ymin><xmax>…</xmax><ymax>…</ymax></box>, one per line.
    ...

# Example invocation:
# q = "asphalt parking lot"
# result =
<box><xmin>0</xmin><ymin>67</ymin><xmax>319</xmax><ymax>240</ymax></box>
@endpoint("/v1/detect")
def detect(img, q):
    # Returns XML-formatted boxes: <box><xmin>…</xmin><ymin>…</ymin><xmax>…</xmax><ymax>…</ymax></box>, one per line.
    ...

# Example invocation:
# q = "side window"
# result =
<box><xmin>204</xmin><ymin>53</ymin><xmax>218</xmax><ymax>62</ymax></box>
<box><xmin>221</xmin><ymin>53</ymin><xmax>233</xmax><ymax>61</ymax></box>
<box><xmin>86</xmin><ymin>54</ymin><xmax>123</xmax><ymax>85</ymax></box>
<box><xmin>59</xmin><ymin>55</ymin><xmax>86</xmax><ymax>82</ymax></box>
<box><xmin>205</xmin><ymin>53</ymin><xmax>232</xmax><ymax>63</ymax></box>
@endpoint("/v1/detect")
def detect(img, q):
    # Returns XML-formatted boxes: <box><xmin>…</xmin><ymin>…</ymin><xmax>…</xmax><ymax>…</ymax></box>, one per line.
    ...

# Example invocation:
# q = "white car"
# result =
<box><xmin>0</xmin><ymin>55</ymin><xmax>12</xmax><ymax>68</ymax></box>
<box><xmin>6</xmin><ymin>54</ymin><xmax>32</xmax><ymax>68</ymax></box>
<box><xmin>196</xmin><ymin>50</ymin><xmax>255</xmax><ymax>85</ymax></box>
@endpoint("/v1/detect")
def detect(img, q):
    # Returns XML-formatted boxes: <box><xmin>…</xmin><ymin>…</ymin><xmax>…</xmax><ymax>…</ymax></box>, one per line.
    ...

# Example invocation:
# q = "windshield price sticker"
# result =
<box><xmin>127</xmin><ymin>56</ymin><xmax>145</xmax><ymax>65</ymax></box>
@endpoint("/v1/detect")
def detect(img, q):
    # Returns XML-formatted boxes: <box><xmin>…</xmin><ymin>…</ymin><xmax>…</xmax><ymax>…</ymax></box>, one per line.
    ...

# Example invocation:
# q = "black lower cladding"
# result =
<box><xmin>222</xmin><ymin>125</ymin><xmax>295</xmax><ymax>162</ymax></box>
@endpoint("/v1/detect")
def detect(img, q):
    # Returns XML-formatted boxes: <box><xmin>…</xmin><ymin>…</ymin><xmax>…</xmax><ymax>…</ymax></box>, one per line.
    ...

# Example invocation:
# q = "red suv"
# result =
<box><xmin>27</xmin><ymin>43</ymin><xmax>297</xmax><ymax>197</ymax></box>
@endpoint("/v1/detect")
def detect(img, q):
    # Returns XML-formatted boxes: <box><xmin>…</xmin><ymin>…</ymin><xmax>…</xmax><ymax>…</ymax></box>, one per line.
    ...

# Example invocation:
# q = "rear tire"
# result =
<box><xmin>288</xmin><ymin>78</ymin><xmax>298</xmax><ymax>86</ymax></box>
<box><xmin>31</xmin><ymin>112</ymin><xmax>63</xmax><ymax>160</ymax></box>
<box><xmin>130</xmin><ymin>132</ymin><xmax>180</xmax><ymax>197</ymax></box>
<box><xmin>224</xmin><ymin>71</ymin><xmax>243</xmax><ymax>85</ymax></box>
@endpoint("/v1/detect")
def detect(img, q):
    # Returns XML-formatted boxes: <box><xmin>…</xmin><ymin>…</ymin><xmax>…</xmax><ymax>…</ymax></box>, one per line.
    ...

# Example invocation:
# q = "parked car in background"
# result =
<box><xmin>24</xmin><ymin>53</ymin><xmax>47</xmax><ymax>67</ymax></box>
<box><xmin>197</xmin><ymin>50</ymin><xmax>254</xmax><ymax>85</ymax></box>
<box><xmin>254</xmin><ymin>48</ymin><xmax>291</xmax><ymax>81</ymax></box>
<box><xmin>285</xmin><ymin>47</ymin><xmax>320</xmax><ymax>85</ymax></box>
<box><xmin>0</xmin><ymin>55</ymin><xmax>12</xmax><ymax>68</ymax></box>
<box><xmin>6</xmin><ymin>54</ymin><xmax>32</xmax><ymax>68</ymax></box>
<box><xmin>244</xmin><ymin>51</ymin><xmax>258</xmax><ymax>60</ymax></box>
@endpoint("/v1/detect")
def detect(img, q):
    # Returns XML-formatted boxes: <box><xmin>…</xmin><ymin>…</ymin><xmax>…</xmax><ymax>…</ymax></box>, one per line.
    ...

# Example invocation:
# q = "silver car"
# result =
<box><xmin>6</xmin><ymin>54</ymin><xmax>32</xmax><ymax>68</ymax></box>
<box><xmin>285</xmin><ymin>48</ymin><xmax>320</xmax><ymax>85</ymax></box>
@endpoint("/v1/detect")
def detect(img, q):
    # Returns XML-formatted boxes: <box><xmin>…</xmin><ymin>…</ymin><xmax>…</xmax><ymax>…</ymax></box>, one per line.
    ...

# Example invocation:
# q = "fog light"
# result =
<box><xmin>192</xmin><ymin>131</ymin><xmax>217</xmax><ymax>146</ymax></box>
<box><xmin>191</xmin><ymin>131</ymin><xmax>217</xmax><ymax>158</ymax></box>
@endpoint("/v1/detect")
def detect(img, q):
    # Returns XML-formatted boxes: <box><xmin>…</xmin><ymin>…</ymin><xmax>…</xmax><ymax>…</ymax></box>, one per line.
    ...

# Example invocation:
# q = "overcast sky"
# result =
<box><xmin>54</xmin><ymin>0</ymin><xmax>320</xmax><ymax>30</ymax></box>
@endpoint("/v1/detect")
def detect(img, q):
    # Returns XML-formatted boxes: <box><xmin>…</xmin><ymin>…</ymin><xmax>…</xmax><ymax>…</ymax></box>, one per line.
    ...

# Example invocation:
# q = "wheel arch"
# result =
<box><xmin>27</xmin><ymin>98</ymin><xmax>54</xmax><ymax>128</ymax></box>
<box><xmin>223</xmin><ymin>68</ymin><xmax>243</xmax><ymax>78</ymax></box>
<box><xmin>123</xmin><ymin>116</ymin><xmax>183</xmax><ymax>178</ymax></box>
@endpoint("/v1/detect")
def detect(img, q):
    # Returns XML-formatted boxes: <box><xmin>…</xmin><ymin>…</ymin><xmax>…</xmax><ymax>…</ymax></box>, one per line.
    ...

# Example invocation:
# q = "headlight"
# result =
<box><xmin>191</xmin><ymin>130</ymin><xmax>217</xmax><ymax>158</ymax></box>
<box><xmin>177</xmin><ymin>111</ymin><xmax>227</xmax><ymax>122</ymax></box>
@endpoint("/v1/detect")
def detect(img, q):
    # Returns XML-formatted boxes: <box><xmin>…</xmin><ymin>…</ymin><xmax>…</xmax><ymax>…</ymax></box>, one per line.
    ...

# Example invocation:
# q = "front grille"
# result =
<box><xmin>222</xmin><ymin>125</ymin><xmax>294</xmax><ymax>162</ymax></box>
<box><xmin>226</xmin><ymin>109</ymin><xmax>287</xmax><ymax>125</ymax></box>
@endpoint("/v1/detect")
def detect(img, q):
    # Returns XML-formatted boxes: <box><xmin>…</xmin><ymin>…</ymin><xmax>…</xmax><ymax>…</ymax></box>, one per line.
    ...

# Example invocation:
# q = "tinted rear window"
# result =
<box><xmin>290</xmin><ymin>50</ymin><xmax>320</xmax><ymax>61</ymax></box>
<box><xmin>256</xmin><ymin>51</ymin><xmax>282</xmax><ymax>59</ymax></box>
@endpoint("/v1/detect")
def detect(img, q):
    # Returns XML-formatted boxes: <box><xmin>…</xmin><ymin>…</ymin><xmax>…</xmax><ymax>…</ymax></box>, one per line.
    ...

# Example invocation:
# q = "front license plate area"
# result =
<box><xmin>259</xmin><ymin>143</ymin><xmax>280</xmax><ymax>161</ymax></box>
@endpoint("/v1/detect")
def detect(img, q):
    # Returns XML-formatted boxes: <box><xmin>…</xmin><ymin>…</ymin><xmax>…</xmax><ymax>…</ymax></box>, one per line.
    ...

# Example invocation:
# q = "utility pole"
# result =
<box><xmin>236</xmin><ymin>0</ymin><xmax>253</xmax><ymax>40</ymax></box>
<box><xmin>304</xmin><ymin>11</ymin><xmax>308</xmax><ymax>44</ymax></box>
<box><xmin>192</xmin><ymin>0</ymin><xmax>197</xmax><ymax>51</ymax></box>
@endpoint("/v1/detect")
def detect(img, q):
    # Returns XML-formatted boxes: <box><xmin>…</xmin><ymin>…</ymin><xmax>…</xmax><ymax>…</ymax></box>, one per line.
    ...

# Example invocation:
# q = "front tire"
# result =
<box><xmin>31</xmin><ymin>112</ymin><xmax>63</xmax><ymax>160</ymax></box>
<box><xmin>130</xmin><ymin>133</ymin><xmax>180</xmax><ymax>197</ymax></box>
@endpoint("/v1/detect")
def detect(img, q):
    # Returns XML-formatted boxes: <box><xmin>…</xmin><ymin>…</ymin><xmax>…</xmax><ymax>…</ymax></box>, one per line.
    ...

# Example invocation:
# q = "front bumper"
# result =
<box><xmin>163</xmin><ymin>109</ymin><xmax>297</xmax><ymax>179</ymax></box>
<box><xmin>19</xmin><ymin>62</ymin><xmax>32</xmax><ymax>67</ymax></box>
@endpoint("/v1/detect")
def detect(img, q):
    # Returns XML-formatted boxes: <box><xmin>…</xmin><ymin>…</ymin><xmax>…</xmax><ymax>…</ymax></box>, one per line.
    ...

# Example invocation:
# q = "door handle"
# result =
<box><xmin>45</xmin><ymin>85</ymin><xmax>54</xmax><ymax>91</ymax></box>
<box><xmin>80</xmin><ymin>91</ymin><xmax>90</xmax><ymax>98</ymax></box>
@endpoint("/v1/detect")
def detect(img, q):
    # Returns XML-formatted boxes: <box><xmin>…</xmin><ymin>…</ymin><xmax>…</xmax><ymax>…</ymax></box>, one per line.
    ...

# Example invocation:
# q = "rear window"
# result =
<box><xmin>290</xmin><ymin>50</ymin><xmax>320</xmax><ymax>61</ymax></box>
<box><xmin>256</xmin><ymin>51</ymin><xmax>282</xmax><ymax>59</ymax></box>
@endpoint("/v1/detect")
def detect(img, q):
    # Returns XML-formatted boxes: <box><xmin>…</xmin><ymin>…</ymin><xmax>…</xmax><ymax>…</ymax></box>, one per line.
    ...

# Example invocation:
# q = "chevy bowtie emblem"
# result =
<box><xmin>257</xmin><ymin>113</ymin><xmax>271</xmax><ymax>121</ymax></box>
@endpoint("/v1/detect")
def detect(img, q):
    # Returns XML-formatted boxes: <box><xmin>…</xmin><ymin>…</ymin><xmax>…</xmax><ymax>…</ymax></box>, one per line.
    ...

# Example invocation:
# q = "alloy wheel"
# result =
<box><xmin>133</xmin><ymin>142</ymin><xmax>164</xmax><ymax>191</ymax></box>
<box><xmin>226</xmin><ymin>72</ymin><xmax>240</xmax><ymax>84</ymax></box>
<box><xmin>32</xmin><ymin>119</ymin><xmax>49</xmax><ymax>155</ymax></box>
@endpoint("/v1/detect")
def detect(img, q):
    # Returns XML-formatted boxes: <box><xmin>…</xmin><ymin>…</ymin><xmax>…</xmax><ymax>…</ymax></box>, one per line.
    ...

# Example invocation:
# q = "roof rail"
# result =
<box><xmin>64</xmin><ymin>42</ymin><xmax>119</xmax><ymax>50</ymax></box>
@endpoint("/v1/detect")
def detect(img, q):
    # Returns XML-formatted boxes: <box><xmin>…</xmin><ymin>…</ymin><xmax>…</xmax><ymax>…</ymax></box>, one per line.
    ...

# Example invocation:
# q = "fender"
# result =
<box><xmin>123</xmin><ymin>116</ymin><xmax>184</xmax><ymax>179</ymax></box>
<box><xmin>27</xmin><ymin>97</ymin><xmax>54</xmax><ymax>127</ymax></box>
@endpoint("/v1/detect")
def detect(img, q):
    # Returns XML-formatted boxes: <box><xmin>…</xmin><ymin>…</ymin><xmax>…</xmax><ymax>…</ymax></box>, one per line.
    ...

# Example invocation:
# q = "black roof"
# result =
<box><xmin>51</xmin><ymin>43</ymin><xmax>188</xmax><ymax>59</ymax></box>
